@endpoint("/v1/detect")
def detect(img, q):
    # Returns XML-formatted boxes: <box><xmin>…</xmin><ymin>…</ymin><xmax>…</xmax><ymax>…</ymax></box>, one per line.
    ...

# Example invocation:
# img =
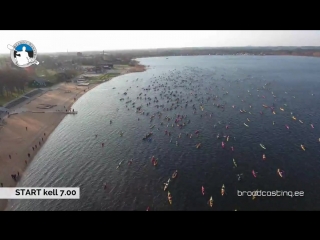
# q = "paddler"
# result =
<box><xmin>221</xmin><ymin>185</ymin><xmax>225</xmax><ymax>196</ymax></box>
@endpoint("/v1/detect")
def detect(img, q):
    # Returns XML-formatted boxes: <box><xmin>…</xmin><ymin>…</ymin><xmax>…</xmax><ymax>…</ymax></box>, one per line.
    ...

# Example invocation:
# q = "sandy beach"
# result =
<box><xmin>0</xmin><ymin>64</ymin><xmax>146</xmax><ymax>211</ymax></box>
<box><xmin>0</xmin><ymin>82</ymin><xmax>99</xmax><ymax>210</ymax></box>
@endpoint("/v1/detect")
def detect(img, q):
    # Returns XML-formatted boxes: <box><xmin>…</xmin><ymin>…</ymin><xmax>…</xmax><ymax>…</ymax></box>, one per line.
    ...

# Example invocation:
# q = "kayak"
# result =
<box><xmin>201</xmin><ymin>186</ymin><xmax>205</xmax><ymax>195</ymax></box>
<box><xmin>277</xmin><ymin>169</ymin><xmax>283</xmax><ymax>178</ymax></box>
<box><xmin>280</xmin><ymin>108</ymin><xmax>284</xmax><ymax>111</ymax></box>
<box><xmin>263</xmin><ymin>104</ymin><xmax>268</xmax><ymax>108</ymax></box>
<box><xmin>311</xmin><ymin>124</ymin><xmax>314</xmax><ymax>128</ymax></box>
<box><xmin>221</xmin><ymin>184</ymin><xmax>225</xmax><ymax>196</ymax></box>
<box><xmin>285</xmin><ymin>125</ymin><xmax>289</xmax><ymax>129</ymax></box>
<box><xmin>247</xmin><ymin>118</ymin><xmax>250</xmax><ymax>122</ymax></box>
<box><xmin>272</xmin><ymin>111</ymin><xmax>276</xmax><ymax>114</ymax></box>
<box><xmin>164</xmin><ymin>179</ymin><xmax>170</xmax><ymax>191</ymax></box>
<box><xmin>252</xmin><ymin>189</ymin><xmax>258</xmax><ymax>200</ymax></box>
<box><xmin>233</xmin><ymin>158</ymin><xmax>237</xmax><ymax>167</ymax></box>
<box><xmin>221</xmin><ymin>142</ymin><xmax>225</xmax><ymax>148</ymax></box>
<box><xmin>116</xmin><ymin>160</ymin><xmax>123</xmax><ymax>169</ymax></box>
<box><xmin>260</xmin><ymin>144</ymin><xmax>266</xmax><ymax>149</ymax></box>
<box><xmin>299</xmin><ymin>120</ymin><xmax>303</xmax><ymax>123</ymax></box>
<box><xmin>142</xmin><ymin>132</ymin><xmax>153</xmax><ymax>140</ymax></box>
<box><xmin>168</xmin><ymin>191</ymin><xmax>172</xmax><ymax>204</ymax></box>
<box><xmin>292</xmin><ymin>116</ymin><xmax>296</xmax><ymax>120</ymax></box>
<box><xmin>262</xmin><ymin>154</ymin><xmax>266</xmax><ymax>160</ymax></box>
<box><xmin>301</xmin><ymin>145</ymin><xmax>305</xmax><ymax>151</ymax></box>
<box><xmin>226</xmin><ymin>136</ymin><xmax>229</xmax><ymax>141</ymax></box>
<box><xmin>209</xmin><ymin>196</ymin><xmax>213</xmax><ymax>207</ymax></box>
<box><xmin>196</xmin><ymin>143</ymin><xmax>201</xmax><ymax>148</ymax></box>
<box><xmin>244</xmin><ymin>123</ymin><xmax>249</xmax><ymax>127</ymax></box>
<box><xmin>252</xmin><ymin>170</ymin><xmax>257</xmax><ymax>178</ymax></box>
<box><xmin>172</xmin><ymin>170</ymin><xmax>178</xmax><ymax>178</ymax></box>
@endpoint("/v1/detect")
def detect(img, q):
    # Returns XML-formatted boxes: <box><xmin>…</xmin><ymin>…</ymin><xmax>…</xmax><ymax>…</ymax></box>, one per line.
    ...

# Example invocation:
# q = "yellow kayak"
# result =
<box><xmin>292</xmin><ymin>116</ymin><xmax>296</xmax><ymax>120</ymax></box>
<box><xmin>209</xmin><ymin>196</ymin><xmax>213</xmax><ymax>207</ymax></box>
<box><xmin>168</xmin><ymin>191</ymin><xmax>172</xmax><ymax>204</ymax></box>
<box><xmin>252</xmin><ymin>189</ymin><xmax>258</xmax><ymax>200</ymax></box>
<box><xmin>301</xmin><ymin>145</ymin><xmax>305</xmax><ymax>151</ymax></box>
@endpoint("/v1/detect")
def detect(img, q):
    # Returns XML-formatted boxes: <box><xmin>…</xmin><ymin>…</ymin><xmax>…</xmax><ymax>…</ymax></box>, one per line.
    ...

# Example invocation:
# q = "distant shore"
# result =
<box><xmin>0</xmin><ymin>64</ymin><xmax>146</xmax><ymax>211</ymax></box>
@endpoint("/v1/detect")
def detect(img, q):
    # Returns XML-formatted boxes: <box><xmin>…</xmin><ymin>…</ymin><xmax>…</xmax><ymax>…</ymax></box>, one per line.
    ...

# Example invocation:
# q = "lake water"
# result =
<box><xmin>8</xmin><ymin>55</ymin><xmax>320</xmax><ymax>211</ymax></box>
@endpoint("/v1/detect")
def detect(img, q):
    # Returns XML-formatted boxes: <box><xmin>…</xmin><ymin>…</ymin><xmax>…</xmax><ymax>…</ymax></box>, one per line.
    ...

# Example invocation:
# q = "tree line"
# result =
<box><xmin>0</xmin><ymin>68</ymin><xmax>29</xmax><ymax>97</ymax></box>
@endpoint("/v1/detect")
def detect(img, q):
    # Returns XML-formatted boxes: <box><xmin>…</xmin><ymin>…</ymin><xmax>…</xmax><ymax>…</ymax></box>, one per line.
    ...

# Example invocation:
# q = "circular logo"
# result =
<box><xmin>9</xmin><ymin>40</ymin><xmax>38</xmax><ymax>68</ymax></box>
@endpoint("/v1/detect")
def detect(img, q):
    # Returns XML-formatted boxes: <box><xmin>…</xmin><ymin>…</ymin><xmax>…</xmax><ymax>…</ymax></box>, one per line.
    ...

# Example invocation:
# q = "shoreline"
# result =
<box><xmin>0</xmin><ymin>83</ymin><xmax>99</xmax><ymax>211</ymax></box>
<box><xmin>0</xmin><ymin>65</ymin><xmax>146</xmax><ymax>211</ymax></box>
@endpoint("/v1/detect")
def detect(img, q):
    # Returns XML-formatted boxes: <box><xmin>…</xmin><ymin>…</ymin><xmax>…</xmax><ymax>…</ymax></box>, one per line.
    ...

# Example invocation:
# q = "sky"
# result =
<box><xmin>0</xmin><ymin>30</ymin><xmax>319</xmax><ymax>53</ymax></box>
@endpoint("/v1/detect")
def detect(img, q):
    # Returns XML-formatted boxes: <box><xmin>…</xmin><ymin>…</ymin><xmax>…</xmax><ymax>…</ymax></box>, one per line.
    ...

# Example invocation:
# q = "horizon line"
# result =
<box><xmin>1</xmin><ymin>45</ymin><xmax>320</xmax><ymax>54</ymax></box>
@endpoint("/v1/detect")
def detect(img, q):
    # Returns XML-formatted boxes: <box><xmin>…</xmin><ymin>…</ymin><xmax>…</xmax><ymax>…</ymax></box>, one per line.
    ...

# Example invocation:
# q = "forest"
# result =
<box><xmin>0</xmin><ymin>68</ymin><xmax>29</xmax><ymax>98</ymax></box>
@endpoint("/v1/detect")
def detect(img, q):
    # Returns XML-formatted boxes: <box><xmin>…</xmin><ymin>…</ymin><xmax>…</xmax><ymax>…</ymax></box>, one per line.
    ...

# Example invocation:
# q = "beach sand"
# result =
<box><xmin>0</xmin><ymin>82</ymin><xmax>98</xmax><ymax>210</ymax></box>
<box><xmin>0</xmin><ymin>64</ymin><xmax>147</xmax><ymax>211</ymax></box>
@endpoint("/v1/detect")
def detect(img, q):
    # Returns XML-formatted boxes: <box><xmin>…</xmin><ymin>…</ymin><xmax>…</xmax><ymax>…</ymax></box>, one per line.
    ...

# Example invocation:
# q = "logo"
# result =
<box><xmin>7</xmin><ymin>40</ymin><xmax>39</xmax><ymax>68</ymax></box>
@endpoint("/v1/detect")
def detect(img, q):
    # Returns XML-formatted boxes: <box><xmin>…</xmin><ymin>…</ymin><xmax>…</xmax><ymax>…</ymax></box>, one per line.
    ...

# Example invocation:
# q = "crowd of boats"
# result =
<box><xmin>102</xmin><ymin>67</ymin><xmax>318</xmax><ymax>210</ymax></box>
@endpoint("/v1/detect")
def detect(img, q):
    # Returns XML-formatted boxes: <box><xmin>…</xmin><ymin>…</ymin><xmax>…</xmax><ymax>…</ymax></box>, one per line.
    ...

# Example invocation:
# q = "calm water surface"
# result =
<box><xmin>8</xmin><ymin>56</ymin><xmax>320</xmax><ymax>210</ymax></box>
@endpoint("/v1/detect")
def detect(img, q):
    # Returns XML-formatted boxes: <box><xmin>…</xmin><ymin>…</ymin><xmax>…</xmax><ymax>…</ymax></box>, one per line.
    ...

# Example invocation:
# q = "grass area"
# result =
<box><xmin>114</xmin><ymin>64</ymin><xmax>129</xmax><ymax>69</ymax></box>
<box><xmin>88</xmin><ymin>73</ymin><xmax>121</xmax><ymax>83</ymax></box>
<box><xmin>35</xmin><ymin>66</ymin><xmax>58</xmax><ymax>81</ymax></box>
<box><xmin>0</xmin><ymin>87</ymin><xmax>33</xmax><ymax>106</ymax></box>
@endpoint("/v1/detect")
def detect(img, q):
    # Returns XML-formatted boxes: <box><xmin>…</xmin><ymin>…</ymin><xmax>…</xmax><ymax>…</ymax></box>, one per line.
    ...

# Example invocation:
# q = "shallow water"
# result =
<box><xmin>8</xmin><ymin>55</ymin><xmax>320</xmax><ymax>211</ymax></box>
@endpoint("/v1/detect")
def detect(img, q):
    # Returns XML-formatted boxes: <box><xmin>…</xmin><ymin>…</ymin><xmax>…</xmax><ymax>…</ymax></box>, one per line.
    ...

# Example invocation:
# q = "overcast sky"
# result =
<box><xmin>1</xmin><ymin>30</ymin><xmax>319</xmax><ymax>53</ymax></box>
